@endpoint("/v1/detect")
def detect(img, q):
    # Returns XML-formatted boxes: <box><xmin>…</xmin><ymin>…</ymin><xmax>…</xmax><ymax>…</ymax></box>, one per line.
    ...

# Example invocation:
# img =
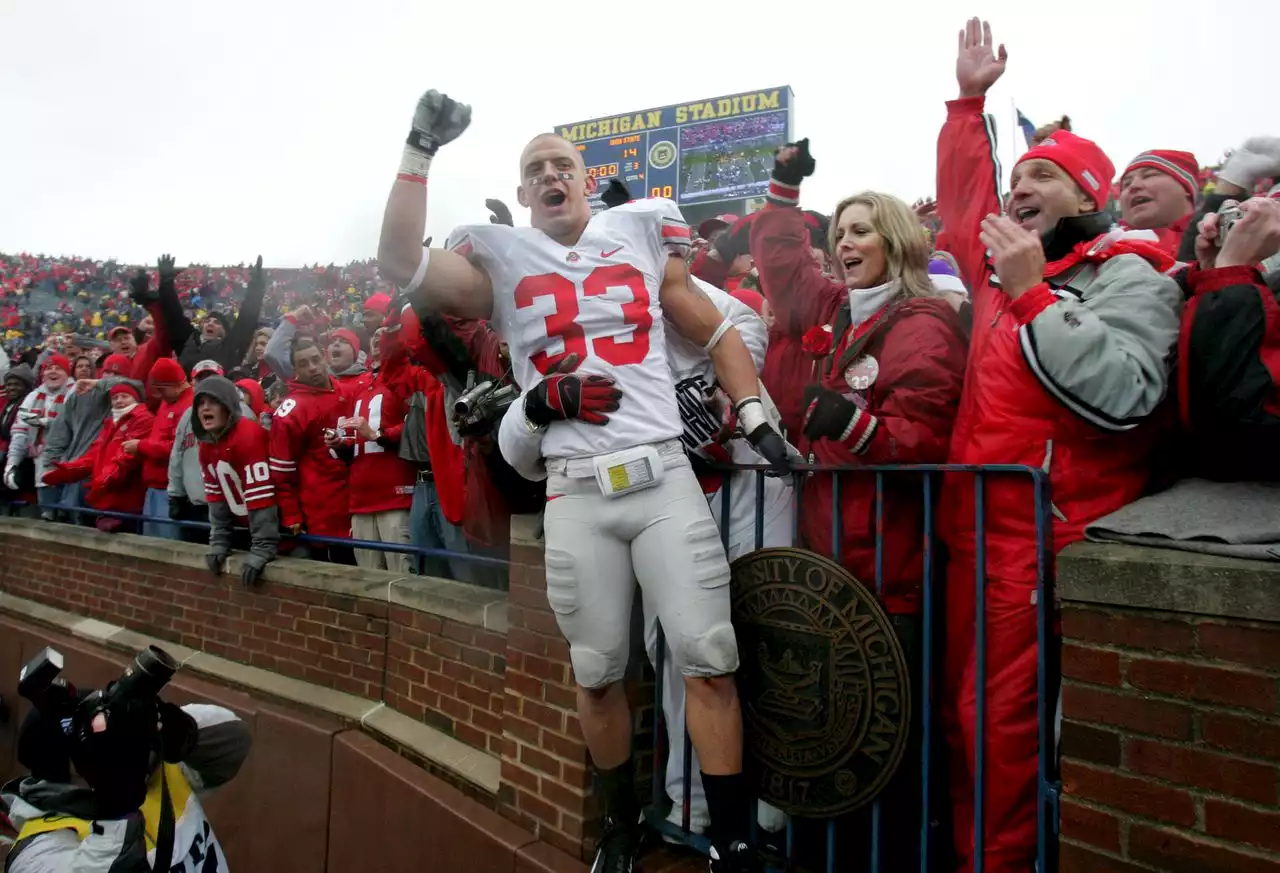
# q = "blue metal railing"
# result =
<box><xmin>645</xmin><ymin>462</ymin><xmax>1060</xmax><ymax>873</ymax></box>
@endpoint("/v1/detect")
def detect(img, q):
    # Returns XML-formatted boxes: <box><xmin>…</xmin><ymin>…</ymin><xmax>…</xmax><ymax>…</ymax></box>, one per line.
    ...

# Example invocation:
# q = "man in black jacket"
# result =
<box><xmin>145</xmin><ymin>257</ymin><xmax>268</xmax><ymax>377</ymax></box>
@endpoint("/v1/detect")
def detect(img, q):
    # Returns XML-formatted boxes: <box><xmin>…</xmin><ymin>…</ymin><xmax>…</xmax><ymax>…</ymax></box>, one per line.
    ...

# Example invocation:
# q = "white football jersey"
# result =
<box><xmin>448</xmin><ymin>198</ymin><xmax>691</xmax><ymax>460</ymax></box>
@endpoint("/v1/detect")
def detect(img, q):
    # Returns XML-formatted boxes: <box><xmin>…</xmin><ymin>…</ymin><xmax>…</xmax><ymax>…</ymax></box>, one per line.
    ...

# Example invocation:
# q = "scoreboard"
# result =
<box><xmin>554</xmin><ymin>86</ymin><xmax>794</xmax><ymax>226</ymax></box>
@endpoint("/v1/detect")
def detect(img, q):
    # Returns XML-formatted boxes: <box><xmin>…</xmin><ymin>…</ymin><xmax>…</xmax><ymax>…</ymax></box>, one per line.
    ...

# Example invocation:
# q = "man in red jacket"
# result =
<box><xmin>1118</xmin><ymin>149</ymin><xmax>1200</xmax><ymax>255</ymax></box>
<box><xmin>44</xmin><ymin>381</ymin><xmax>155</xmax><ymax>533</ymax></box>
<box><xmin>123</xmin><ymin>357</ymin><xmax>191</xmax><ymax>539</ymax></box>
<box><xmin>268</xmin><ymin>335</ymin><xmax>354</xmax><ymax>562</ymax></box>
<box><xmin>936</xmin><ymin>19</ymin><xmax>1183</xmax><ymax>873</ymax></box>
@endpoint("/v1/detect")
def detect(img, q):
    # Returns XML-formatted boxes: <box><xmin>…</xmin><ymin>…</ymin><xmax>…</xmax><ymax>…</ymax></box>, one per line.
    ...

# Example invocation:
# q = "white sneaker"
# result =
<box><xmin>756</xmin><ymin>800</ymin><xmax>787</xmax><ymax>833</ymax></box>
<box><xmin>664</xmin><ymin>801</ymin><xmax>710</xmax><ymax>842</ymax></box>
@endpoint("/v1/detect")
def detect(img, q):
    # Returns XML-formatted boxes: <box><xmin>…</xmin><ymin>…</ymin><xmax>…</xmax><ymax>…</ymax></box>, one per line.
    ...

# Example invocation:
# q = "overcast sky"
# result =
<box><xmin>1</xmin><ymin>0</ymin><xmax>1272</xmax><ymax>268</ymax></box>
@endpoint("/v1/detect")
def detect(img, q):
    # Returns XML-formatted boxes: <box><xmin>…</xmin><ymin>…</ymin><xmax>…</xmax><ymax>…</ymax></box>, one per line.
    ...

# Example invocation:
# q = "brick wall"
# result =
<box><xmin>0</xmin><ymin>529</ymin><xmax>507</xmax><ymax>762</ymax></box>
<box><xmin>1059</xmin><ymin>602</ymin><xmax>1280</xmax><ymax>871</ymax></box>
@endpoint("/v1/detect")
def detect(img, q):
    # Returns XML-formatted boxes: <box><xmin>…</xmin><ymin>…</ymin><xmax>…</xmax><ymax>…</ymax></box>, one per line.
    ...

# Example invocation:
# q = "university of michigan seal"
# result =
<box><xmin>730</xmin><ymin>548</ymin><xmax>911</xmax><ymax>816</ymax></box>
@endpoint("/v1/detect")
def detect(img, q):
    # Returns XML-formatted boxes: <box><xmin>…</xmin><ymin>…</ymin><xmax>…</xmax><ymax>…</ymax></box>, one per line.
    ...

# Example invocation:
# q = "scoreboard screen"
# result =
<box><xmin>554</xmin><ymin>86</ymin><xmax>793</xmax><ymax>225</ymax></box>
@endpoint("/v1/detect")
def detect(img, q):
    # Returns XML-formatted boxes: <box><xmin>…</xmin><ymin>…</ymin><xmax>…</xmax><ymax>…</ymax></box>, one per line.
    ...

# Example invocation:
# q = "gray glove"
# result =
<box><xmin>406</xmin><ymin>90</ymin><xmax>472</xmax><ymax>157</ymax></box>
<box><xmin>1218</xmin><ymin>137</ymin><xmax>1280</xmax><ymax>189</ymax></box>
<box><xmin>205</xmin><ymin>551</ymin><xmax>228</xmax><ymax>575</ymax></box>
<box><xmin>240</xmin><ymin>554</ymin><xmax>268</xmax><ymax>588</ymax></box>
<box><xmin>3</xmin><ymin>466</ymin><xmax>18</xmax><ymax>491</ymax></box>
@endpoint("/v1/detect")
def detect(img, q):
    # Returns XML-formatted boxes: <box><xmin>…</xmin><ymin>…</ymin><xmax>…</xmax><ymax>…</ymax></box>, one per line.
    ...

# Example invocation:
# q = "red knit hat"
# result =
<box><xmin>100</xmin><ymin>353</ymin><xmax>132</xmax><ymax>376</ymax></box>
<box><xmin>363</xmin><ymin>293</ymin><xmax>391</xmax><ymax>315</ymax></box>
<box><xmin>330</xmin><ymin>328</ymin><xmax>361</xmax><ymax>354</ymax></box>
<box><xmin>149</xmin><ymin>357</ymin><xmax>186</xmax><ymax>386</ymax></box>
<box><xmin>729</xmin><ymin>288</ymin><xmax>766</xmax><ymax>317</ymax></box>
<box><xmin>1122</xmin><ymin>149</ymin><xmax>1200</xmax><ymax>201</ymax></box>
<box><xmin>109</xmin><ymin>382</ymin><xmax>142</xmax><ymax>401</ymax></box>
<box><xmin>42</xmin><ymin>353</ymin><xmax>71</xmax><ymax>375</ymax></box>
<box><xmin>1016</xmin><ymin>130</ymin><xmax>1115</xmax><ymax>211</ymax></box>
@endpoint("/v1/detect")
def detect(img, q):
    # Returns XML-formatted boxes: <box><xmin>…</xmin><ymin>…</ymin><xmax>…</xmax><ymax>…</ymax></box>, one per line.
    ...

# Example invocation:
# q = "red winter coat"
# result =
<box><xmin>267</xmin><ymin>376</ymin><xmax>353</xmax><ymax>537</ymax></box>
<box><xmin>45</xmin><ymin>404</ymin><xmax>155</xmax><ymax>515</ymax></box>
<box><xmin>137</xmin><ymin>387</ymin><xmax>192</xmax><ymax>489</ymax></box>
<box><xmin>749</xmin><ymin>205</ymin><xmax>968</xmax><ymax>614</ymax></box>
<box><xmin>935</xmin><ymin>95</ymin><xmax>1182</xmax><ymax>873</ymax></box>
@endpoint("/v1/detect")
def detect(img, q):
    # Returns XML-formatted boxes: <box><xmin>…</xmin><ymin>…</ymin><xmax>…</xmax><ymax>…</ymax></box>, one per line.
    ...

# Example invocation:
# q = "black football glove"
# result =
<box><xmin>771</xmin><ymin>138</ymin><xmax>816</xmax><ymax>187</ymax></box>
<box><xmin>735</xmin><ymin>397</ymin><xmax>791</xmax><ymax>476</ymax></box>
<box><xmin>525</xmin><ymin>354</ymin><xmax>622</xmax><ymax>427</ymax></box>
<box><xmin>600</xmin><ymin>178</ymin><xmax>631</xmax><ymax>210</ymax></box>
<box><xmin>486</xmin><ymin>199</ymin><xmax>514</xmax><ymax>227</ymax></box>
<box><xmin>157</xmin><ymin>253</ymin><xmax>183</xmax><ymax>288</ymax></box>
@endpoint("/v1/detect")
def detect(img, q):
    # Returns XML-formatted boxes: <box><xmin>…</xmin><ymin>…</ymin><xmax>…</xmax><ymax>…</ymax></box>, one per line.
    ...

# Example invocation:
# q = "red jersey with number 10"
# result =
<box><xmin>447</xmin><ymin>198</ymin><xmax>690</xmax><ymax>460</ymax></box>
<box><xmin>199</xmin><ymin>416</ymin><xmax>274</xmax><ymax>520</ymax></box>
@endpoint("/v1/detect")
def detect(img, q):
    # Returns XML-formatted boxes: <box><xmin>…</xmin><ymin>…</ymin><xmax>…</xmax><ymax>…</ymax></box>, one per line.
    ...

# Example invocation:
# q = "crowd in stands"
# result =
<box><xmin>679</xmin><ymin>112</ymin><xmax>788</xmax><ymax>150</ymax></box>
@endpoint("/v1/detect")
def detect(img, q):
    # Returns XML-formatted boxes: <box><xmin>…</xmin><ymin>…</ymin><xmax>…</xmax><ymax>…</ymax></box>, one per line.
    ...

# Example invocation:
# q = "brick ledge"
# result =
<box><xmin>0</xmin><ymin>589</ymin><xmax>501</xmax><ymax>794</ymax></box>
<box><xmin>0</xmin><ymin>517</ymin><xmax>508</xmax><ymax>633</ymax></box>
<box><xmin>1058</xmin><ymin>541</ymin><xmax>1280</xmax><ymax>622</ymax></box>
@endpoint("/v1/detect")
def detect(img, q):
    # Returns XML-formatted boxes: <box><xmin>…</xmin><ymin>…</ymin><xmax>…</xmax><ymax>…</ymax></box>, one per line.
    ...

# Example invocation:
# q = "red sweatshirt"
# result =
<box><xmin>137</xmin><ymin>387</ymin><xmax>193</xmax><ymax>489</ymax></box>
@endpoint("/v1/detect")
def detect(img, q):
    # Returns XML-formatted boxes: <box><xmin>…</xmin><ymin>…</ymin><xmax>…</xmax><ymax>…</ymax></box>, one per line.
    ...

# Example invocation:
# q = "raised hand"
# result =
<box><xmin>600</xmin><ymin>179</ymin><xmax>632</xmax><ymax>210</ymax></box>
<box><xmin>407</xmin><ymin>89</ymin><xmax>472</xmax><ymax>157</ymax></box>
<box><xmin>128</xmin><ymin>268</ymin><xmax>156</xmax><ymax>304</ymax></box>
<box><xmin>157</xmin><ymin>254</ymin><xmax>182</xmax><ymax>284</ymax></box>
<box><xmin>486</xmin><ymin>199</ymin><xmax>514</xmax><ymax>227</ymax></box>
<box><xmin>248</xmin><ymin>255</ymin><xmax>265</xmax><ymax>293</ymax></box>
<box><xmin>957</xmin><ymin>17</ymin><xmax>1007</xmax><ymax>98</ymax></box>
<box><xmin>771</xmin><ymin>138</ymin><xmax>815</xmax><ymax>187</ymax></box>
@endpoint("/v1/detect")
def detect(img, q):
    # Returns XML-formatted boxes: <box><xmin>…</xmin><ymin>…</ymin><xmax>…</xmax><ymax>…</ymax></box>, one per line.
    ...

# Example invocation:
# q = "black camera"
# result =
<box><xmin>19</xmin><ymin>645</ymin><xmax>179</xmax><ymax>747</ymax></box>
<box><xmin>453</xmin><ymin>371</ymin><xmax>517</xmax><ymax>438</ymax></box>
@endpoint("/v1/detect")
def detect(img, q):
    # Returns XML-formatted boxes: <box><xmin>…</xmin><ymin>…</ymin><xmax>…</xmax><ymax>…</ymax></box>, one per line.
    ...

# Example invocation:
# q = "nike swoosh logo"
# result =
<box><xmin>600</xmin><ymin>246</ymin><xmax>623</xmax><ymax>258</ymax></box>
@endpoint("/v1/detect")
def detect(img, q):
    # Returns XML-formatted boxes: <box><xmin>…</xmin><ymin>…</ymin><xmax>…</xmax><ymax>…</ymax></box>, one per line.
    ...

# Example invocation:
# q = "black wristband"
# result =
<box><xmin>405</xmin><ymin>129</ymin><xmax>440</xmax><ymax>156</ymax></box>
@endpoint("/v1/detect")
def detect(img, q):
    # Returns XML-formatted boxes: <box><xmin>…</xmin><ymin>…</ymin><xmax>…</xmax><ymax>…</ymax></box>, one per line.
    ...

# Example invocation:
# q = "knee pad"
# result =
<box><xmin>677</xmin><ymin>621</ymin><xmax>739</xmax><ymax>677</ymax></box>
<box><xmin>570</xmin><ymin>645</ymin><xmax>626</xmax><ymax>690</ymax></box>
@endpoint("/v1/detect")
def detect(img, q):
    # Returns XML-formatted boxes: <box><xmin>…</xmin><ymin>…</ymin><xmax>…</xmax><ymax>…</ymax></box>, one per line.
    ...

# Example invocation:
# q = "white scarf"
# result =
<box><xmin>111</xmin><ymin>401</ymin><xmax>137</xmax><ymax>423</ymax></box>
<box><xmin>847</xmin><ymin>278</ymin><xmax>902</xmax><ymax>329</ymax></box>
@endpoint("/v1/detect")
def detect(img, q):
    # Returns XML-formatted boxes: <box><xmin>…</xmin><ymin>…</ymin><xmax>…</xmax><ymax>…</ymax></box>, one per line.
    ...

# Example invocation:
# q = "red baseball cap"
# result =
<box><xmin>698</xmin><ymin>214</ymin><xmax>739</xmax><ymax>238</ymax></box>
<box><xmin>107</xmin><ymin>325</ymin><xmax>132</xmax><ymax>339</ymax></box>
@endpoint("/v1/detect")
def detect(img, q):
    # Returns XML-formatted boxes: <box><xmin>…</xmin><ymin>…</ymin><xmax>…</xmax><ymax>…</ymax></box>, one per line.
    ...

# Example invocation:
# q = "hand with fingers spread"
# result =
<box><xmin>957</xmin><ymin>17</ymin><xmax>1007</xmax><ymax>98</ymax></box>
<box><xmin>980</xmin><ymin>213</ymin><xmax>1045</xmax><ymax>298</ymax></box>
<box><xmin>157</xmin><ymin>254</ymin><xmax>182</xmax><ymax>285</ymax></box>
<box><xmin>1217</xmin><ymin>197</ymin><xmax>1280</xmax><ymax>268</ymax></box>
<box><xmin>524</xmin><ymin>353</ymin><xmax>623</xmax><ymax>427</ymax></box>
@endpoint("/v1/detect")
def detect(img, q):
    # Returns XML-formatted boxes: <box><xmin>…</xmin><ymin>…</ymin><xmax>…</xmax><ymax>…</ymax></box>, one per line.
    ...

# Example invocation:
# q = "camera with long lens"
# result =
<box><xmin>452</xmin><ymin>370</ymin><xmax>517</xmax><ymax>438</ymax></box>
<box><xmin>18</xmin><ymin>644</ymin><xmax>179</xmax><ymax>750</ymax></box>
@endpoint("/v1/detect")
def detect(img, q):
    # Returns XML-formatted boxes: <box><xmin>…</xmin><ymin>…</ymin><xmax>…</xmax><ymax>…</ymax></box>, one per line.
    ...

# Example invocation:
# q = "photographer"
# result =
<box><xmin>1</xmin><ymin>650</ymin><xmax>251</xmax><ymax>873</ymax></box>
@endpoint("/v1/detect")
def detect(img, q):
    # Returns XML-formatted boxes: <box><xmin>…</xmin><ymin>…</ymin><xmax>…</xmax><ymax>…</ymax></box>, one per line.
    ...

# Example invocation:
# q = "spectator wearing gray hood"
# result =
<box><xmin>167</xmin><ymin>361</ymin><xmax>253</xmax><ymax>544</ymax></box>
<box><xmin>1</xmin><ymin>364</ymin><xmax>35</xmax><ymax>511</ymax></box>
<box><xmin>193</xmin><ymin>375</ymin><xmax>279</xmax><ymax>587</ymax></box>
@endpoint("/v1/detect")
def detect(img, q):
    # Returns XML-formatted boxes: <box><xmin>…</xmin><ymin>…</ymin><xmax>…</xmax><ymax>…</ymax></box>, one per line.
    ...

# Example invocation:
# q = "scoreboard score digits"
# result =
<box><xmin>554</xmin><ymin>86</ymin><xmax>793</xmax><ymax>221</ymax></box>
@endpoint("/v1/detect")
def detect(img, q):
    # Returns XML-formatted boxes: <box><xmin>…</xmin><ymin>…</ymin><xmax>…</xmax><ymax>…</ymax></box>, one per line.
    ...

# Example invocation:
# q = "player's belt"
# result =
<box><xmin>545</xmin><ymin>439</ymin><xmax>684</xmax><ymax>479</ymax></box>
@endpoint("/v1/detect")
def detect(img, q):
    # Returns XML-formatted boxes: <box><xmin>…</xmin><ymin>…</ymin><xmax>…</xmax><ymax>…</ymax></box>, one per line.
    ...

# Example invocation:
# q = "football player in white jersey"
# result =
<box><xmin>497</xmin><ymin>276</ymin><xmax>795</xmax><ymax>837</ymax></box>
<box><xmin>377</xmin><ymin>90</ymin><xmax>791</xmax><ymax>873</ymax></box>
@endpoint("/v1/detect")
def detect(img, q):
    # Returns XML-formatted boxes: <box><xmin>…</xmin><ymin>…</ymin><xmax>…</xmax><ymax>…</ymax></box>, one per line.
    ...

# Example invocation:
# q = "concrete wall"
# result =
<box><xmin>0</xmin><ymin>515</ymin><xmax>595</xmax><ymax>866</ymax></box>
<box><xmin>1057</xmin><ymin>543</ymin><xmax>1280</xmax><ymax>872</ymax></box>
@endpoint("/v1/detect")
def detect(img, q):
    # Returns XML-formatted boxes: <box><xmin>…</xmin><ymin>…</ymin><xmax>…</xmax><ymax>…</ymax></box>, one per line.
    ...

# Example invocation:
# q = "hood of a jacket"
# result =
<box><xmin>2</xmin><ymin>776</ymin><xmax>103</xmax><ymax>831</ymax></box>
<box><xmin>235</xmin><ymin>378</ymin><xmax>266</xmax><ymax>416</ymax></box>
<box><xmin>192</xmin><ymin>375</ymin><xmax>243</xmax><ymax>442</ymax></box>
<box><xmin>334</xmin><ymin>355</ymin><xmax>367</xmax><ymax>379</ymax></box>
<box><xmin>1040</xmin><ymin>211</ymin><xmax>1113</xmax><ymax>262</ymax></box>
<box><xmin>4</xmin><ymin>362</ymin><xmax>35</xmax><ymax>392</ymax></box>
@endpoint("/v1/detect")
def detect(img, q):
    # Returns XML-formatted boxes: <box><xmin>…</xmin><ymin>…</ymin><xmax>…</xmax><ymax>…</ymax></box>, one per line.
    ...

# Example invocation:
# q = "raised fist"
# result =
<box><xmin>771</xmin><ymin>139</ymin><xmax>815</xmax><ymax>187</ymax></box>
<box><xmin>957</xmin><ymin>18</ymin><xmax>1007</xmax><ymax>98</ymax></box>
<box><xmin>407</xmin><ymin>89</ymin><xmax>472</xmax><ymax>157</ymax></box>
<box><xmin>128</xmin><ymin>268</ymin><xmax>156</xmax><ymax>304</ymax></box>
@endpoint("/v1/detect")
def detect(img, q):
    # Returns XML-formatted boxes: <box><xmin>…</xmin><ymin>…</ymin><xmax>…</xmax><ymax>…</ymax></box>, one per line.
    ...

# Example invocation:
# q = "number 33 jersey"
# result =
<box><xmin>448</xmin><ymin>198</ymin><xmax>691</xmax><ymax>460</ymax></box>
